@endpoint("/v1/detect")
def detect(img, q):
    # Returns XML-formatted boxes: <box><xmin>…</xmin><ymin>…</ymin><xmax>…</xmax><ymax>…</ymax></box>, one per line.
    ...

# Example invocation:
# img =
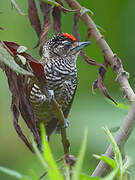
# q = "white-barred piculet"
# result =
<box><xmin>30</xmin><ymin>33</ymin><xmax>90</xmax><ymax>137</ymax></box>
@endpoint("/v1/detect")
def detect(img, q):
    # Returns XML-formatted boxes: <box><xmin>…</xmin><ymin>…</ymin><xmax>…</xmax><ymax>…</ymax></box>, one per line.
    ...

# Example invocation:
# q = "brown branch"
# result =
<box><xmin>64</xmin><ymin>0</ymin><xmax>135</xmax><ymax>177</ymax></box>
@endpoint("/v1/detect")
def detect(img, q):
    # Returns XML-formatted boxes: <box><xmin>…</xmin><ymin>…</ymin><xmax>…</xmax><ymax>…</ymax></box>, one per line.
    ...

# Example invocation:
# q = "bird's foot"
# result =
<box><xmin>56</xmin><ymin>119</ymin><xmax>69</xmax><ymax>134</ymax></box>
<box><xmin>46</xmin><ymin>90</ymin><xmax>54</xmax><ymax>103</ymax></box>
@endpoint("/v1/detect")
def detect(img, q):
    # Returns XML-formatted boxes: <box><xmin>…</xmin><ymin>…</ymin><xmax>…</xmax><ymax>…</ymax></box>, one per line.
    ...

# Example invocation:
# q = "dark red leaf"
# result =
<box><xmin>39</xmin><ymin>2</ymin><xmax>51</xmax><ymax>49</ymax></box>
<box><xmin>73</xmin><ymin>13</ymin><xmax>80</xmax><ymax>41</ymax></box>
<box><xmin>80</xmin><ymin>51</ymin><xmax>116</xmax><ymax>104</ymax></box>
<box><xmin>0</xmin><ymin>41</ymin><xmax>47</xmax><ymax>151</ymax></box>
<box><xmin>12</xmin><ymin>103</ymin><xmax>34</xmax><ymax>152</ymax></box>
<box><xmin>85</xmin><ymin>28</ymin><xmax>91</xmax><ymax>41</ymax></box>
<box><xmin>2</xmin><ymin>41</ymin><xmax>38</xmax><ymax>62</ymax></box>
<box><xmin>93</xmin><ymin>66</ymin><xmax>117</xmax><ymax>104</ymax></box>
<box><xmin>28</xmin><ymin>0</ymin><xmax>41</xmax><ymax>37</ymax></box>
<box><xmin>2</xmin><ymin>65</ymin><xmax>41</xmax><ymax>152</ymax></box>
<box><xmin>80</xmin><ymin>51</ymin><xmax>104</xmax><ymax>67</ymax></box>
<box><xmin>29</xmin><ymin>60</ymin><xmax>51</xmax><ymax>99</ymax></box>
<box><xmin>52</xmin><ymin>6</ymin><xmax>61</xmax><ymax>34</ymax></box>
<box><xmin>2</xmin><ymin>41</ymin><xmax>19</xmax><ymax>56</ymax></box>
<box><xmin>29</xmin><ymin>60</ymin><xmax>45</xmax><ymax>81</ymax></box>
<box><xmin>39</xmin><ymin>20</ymin><xmax>51</xmax><ymax>50</ymax></box>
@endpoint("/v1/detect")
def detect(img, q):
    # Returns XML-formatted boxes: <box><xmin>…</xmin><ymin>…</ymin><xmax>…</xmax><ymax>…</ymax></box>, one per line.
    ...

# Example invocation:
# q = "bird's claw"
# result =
<box><xmin>46</xmin><ymin>90</ymin><xmax>54</xmax><ymax>103</ymax></box>
<box><xmin>61</xmin><ymin>119</ymin><xmax>69</xmax><ymax>129</ymax></box>
<box><xmin>56</xmin><ymin>119</ymin><xmax>69</xmax><ymax>134</ymax></box>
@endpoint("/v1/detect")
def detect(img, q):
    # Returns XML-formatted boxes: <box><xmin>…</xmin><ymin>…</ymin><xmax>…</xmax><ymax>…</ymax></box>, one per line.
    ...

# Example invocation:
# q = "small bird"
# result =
<box><xmin>30</xmin><ymin>33</ymin><xmax>90</xmax><ymax>137</ymax></box>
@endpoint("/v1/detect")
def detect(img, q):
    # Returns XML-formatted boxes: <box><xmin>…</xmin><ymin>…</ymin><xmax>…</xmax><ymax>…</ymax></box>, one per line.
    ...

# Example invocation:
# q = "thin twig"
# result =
<box><xmin>64</xmin><ymin>0</ymin><xmax>135</xmax><ymax>177</ymax></box>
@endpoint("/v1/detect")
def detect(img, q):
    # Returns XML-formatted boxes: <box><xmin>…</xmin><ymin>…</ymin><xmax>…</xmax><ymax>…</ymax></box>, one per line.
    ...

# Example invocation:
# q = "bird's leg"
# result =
<box><xmin>56</xmin><ymin>119</ymin><xmax>69</xmax><ymax>134</ymax></box>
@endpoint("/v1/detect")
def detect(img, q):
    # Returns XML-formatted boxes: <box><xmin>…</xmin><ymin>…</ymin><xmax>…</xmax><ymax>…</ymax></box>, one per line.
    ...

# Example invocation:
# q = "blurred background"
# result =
<box><xmin>0</xmin><ymin>0</ymin><xmax>135</xmax><ymax>179</ymax></box>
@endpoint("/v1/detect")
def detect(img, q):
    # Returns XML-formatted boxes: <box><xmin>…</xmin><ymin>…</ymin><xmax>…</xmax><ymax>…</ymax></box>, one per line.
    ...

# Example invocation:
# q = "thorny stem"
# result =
<box><xmin>65</xmin><ymin>0</ymin><xmax>135</xmax><ymax>177</ymax></box>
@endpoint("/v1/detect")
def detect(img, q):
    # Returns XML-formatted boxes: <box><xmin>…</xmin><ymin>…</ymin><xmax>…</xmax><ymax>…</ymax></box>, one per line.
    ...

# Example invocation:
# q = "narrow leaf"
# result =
<box><xmin>93</xmin><ymin>154</ymin><xmax>116</xmax><ymax>169</ymax></box>
<box><xmin>40</xmin><ymin>0</ymin><xmax>59</xmax><ymax>6</ymax></box>
<box><xmin>10</xmin><ymin>0</ymin><xmax>25</xmax><ymax>16</ymax></box>
<box><xmin>28</xmin><ymin>0</ymin><xmax>41</xmax><ymax>37</ymax></box>
<box><xmin>106</xmin><ymin>99</ymin><xmax>129</xmax><ymax>111</ymax></box>
<box><xmin>29</xmin><ymin>169</ymin><xmax>40</xmax><ymax>180</ymax></box>
<box><xmin>72</xmin><ymin>129</ymin><xmax>88</xmax><ymax>180</ymax></box>
<box><xmin>92</xmin><ymin>66</ymin><xmax>117</xmax><ymax>105</ymax></box>
<box><xmin>12</xmin><ymin>103</ymin><xmax>34</xmax><ymax>152</ymax></box>
<box><xmin>40</xmin><ymin>0</ymin><xmax>78</xmax><ymax>13</ymax></box>
<box><xmin>73</xmin><ymin>13</ymin><xmax>80</xmax><ymax>41</ymax></box>
<box><xmin>85</xmin><ymin>28</ymin><xmax>91</xmax><ymax>41</ymax></box>
<box><xmin>0</xmin><ymin>166</ymin><xmax>24</xmax><ymax>179</ymax></box>
<box><xmin>39</xmin><ymin>2</ymin><xmax>51</xmax><ymax>48</ymax></box>
<box><xmin>0</xmin><ymin>41</ymin><xmax>42</xmax><ymax>152</ymax></box>
<box><xmin>79</xmin><ymin>173</ymin><xmax>101</xmax><ymax>180</ymax></box>
<box><xmin>103</xmin><ymin>127</ymin><xmax>123</xmax><ymax>172</ymax></box>
<box><xmin>32</xmin><ymin>139</ymin><xmax>48</xmax><ymax>169</ymax></box>
<box><xmin>80</xmin><ymin>51</ymin><xmax>104</xmax><ymax>67</ymax></box>
<box><xmin>52</xmin><ymin>6</ymin><xmax>61</xmax><ymax>34</ymax></box>
<box><xmin>40</xmin><ymin>123</ymin><xmax>63</xmax><ymax>180</ymax></box>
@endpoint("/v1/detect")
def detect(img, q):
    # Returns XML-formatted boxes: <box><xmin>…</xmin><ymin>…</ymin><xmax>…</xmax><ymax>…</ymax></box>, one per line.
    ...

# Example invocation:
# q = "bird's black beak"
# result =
<box><xmin>75</xmin><ymin>41</ymin><xmax>91</xmax><ymax>52</ymax></box>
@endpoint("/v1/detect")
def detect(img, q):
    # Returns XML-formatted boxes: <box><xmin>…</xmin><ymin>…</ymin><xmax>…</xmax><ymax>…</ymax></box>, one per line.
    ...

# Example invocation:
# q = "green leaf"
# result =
<box><xmin>28</xmin><ymin>169</ymin><xmax>39</xmax><ymax>180</ymax></box>
<box><xmin>100</xmin><ymin>168</ymin><xmax>118</xmax><ymax>180</ymax></box>
<box><xmin>0</xmin><ymin>166</ymin><xmax>27</xmax><ymax>179</ymax></box>
<box><xmin>40</xmin><ymin>0</ymin><xmax>59</xmax><ymax>6</ymax></box>
<box><xmin>106</xmin><ymin>99</ymin><xmax>129</xmax><ymax>111</ymax></box>
<box><xmin>72</xmin><ymin>129</ymin><xmax>88</xmax><ymax>180</ymax></box>
<box><xmin>0</xmin><ymin>43</ymin><xmax>33</xmax><ymax>76</ymax></box>
<box><xmin>32</xmin><ymin>139</ymin><xmax>48</xmax><ymax>169</ymax></box>
<box><xmin>117</xmin><ymin>103</ymin><xmax>129</xmax><ymax>110</ymax></box>
<box><xmin>103</xmin><ymin>127</ymin><xmax>122</xmax><ymax>166</ymax></box>
<box><xmin>79</xmin><ymin>173</ymin><xmax>101</xmax><ymax>180</ymax></box>
<box><xmin>40</xmin><ymin>0</ymin><xmax>77</xmax><ymax>12</ymax></box>
<box><xmin>93</xmin><ymin>154</ymin><xmax>116</xmax><ymax>169</ymax></box>
<box><xmin>103</xmin><ymin>127</ymin><xmax>123</xmax><ymax>177</ymax></box>
<box><xmin>40</xmin><ymin>123</ymin><xmax>63</xmax><ymax>180</ymax></box>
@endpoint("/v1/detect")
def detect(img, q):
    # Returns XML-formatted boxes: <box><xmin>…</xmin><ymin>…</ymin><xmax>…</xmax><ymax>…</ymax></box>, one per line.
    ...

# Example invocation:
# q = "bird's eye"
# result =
<box><xmin>64</xmin><ymin>42</ymin><xmax>71</xmax><ymax>50</ymax></box>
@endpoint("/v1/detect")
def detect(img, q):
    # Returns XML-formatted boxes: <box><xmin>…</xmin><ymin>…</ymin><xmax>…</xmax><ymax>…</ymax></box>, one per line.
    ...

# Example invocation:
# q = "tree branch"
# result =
<box><xmin>64</xmin><ymin>0</ymin><xmax>135</xmax><ymax>177</ymax></box>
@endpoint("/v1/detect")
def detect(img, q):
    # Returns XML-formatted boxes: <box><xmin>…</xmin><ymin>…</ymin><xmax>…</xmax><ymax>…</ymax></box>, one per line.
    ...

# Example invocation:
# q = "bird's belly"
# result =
<box><xmin>31</xmin><ymin>101</ymin><xmax>55</xmax><ymax>124</ymax></box>
<box><xmin>30</xmin><ymin>72</ymin><xmax>77</xmax><ymax>128</ymax></box>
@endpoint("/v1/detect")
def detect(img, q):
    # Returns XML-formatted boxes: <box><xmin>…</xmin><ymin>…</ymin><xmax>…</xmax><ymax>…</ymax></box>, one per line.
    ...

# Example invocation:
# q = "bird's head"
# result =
<box><xmin>41</xmin><ymin>33</ymin><xmax>90</xmax><ymax>61</ymax></box>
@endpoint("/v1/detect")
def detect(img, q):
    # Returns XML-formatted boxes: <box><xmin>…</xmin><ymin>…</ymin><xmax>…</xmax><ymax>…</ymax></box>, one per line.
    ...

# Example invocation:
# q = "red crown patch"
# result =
<box><xmin>62</xmin><ymin>33</ymin><xmax>76</xmax><ymax>41</ymax></box>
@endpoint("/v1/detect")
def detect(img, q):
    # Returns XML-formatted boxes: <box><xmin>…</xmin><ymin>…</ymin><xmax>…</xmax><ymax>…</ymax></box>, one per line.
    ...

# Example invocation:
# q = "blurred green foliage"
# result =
<box><xmin>0</xmin><ymin>126</ymin><xmax>130</xmax><ymax>180</ymax></box>
<box><xmin>0</xmin><ymin>0</ymin><xmax>135</xmax><ymax>179</ymax></box>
